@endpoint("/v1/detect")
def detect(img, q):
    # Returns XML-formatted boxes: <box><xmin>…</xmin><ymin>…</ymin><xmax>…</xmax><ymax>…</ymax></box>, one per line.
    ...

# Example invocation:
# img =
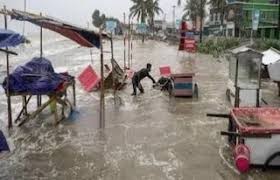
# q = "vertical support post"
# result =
<box><xmin>234</xmin><ymin>57</ymin><xmax>239</xmax><ymax>107</ymax></box>
<box><xmin>110</xmin><ymin>32</ymin><xmax>116</xmax><ymax>102</ymax></box>
<box><xmin>4</xmin><ymin>6</ymin><xmax>13</xmax><ymax>129</ymax></box>
<box><xmin>172</xmin><ymin>5</ymin><xmax>176</xmax><ymax>32</ymax></box>
<box><xmin>123</xmin><ymin>12</ymin><xmax>126</xmax><ymax>70</ymax></box>
<box><xmin>22</xmin><ymin>96</ymin><xmax>27</xmax><ymax>116</ymax></box>
<box><xmin>37</xmin><ymin>12</ymin><xmax>43</xmax><ymax>107</ymax></box>
<box><xmin>278</xmin><ymin>0</ymin><xmax>280</xmax><ymax>39</ymax></box>
<box><xmin>22</xmin><ymin>0</ymin><xmax>26</xmax><ymax>35</ymax></box>
<box><xmin>128</xmin><ymin>17</ymin><xmax>131</xmax><ymax>68</ymax></box>
<box><xmin>73</xmin><ymin>80</ymin><xmax>76</xmax><ymax>107</ymax></box>
<box><xmin>199</xmin><ymin>0</ymin><xmax>203</xmax><ymax>43</ymax></box>
<box><xmin>99</xmin><ymin>30</ymin><xmax>105</xmax><ymax>129</ymax></box>
<box><xmin>130</xmin><ymin>35</ymin><xmax>133</xmax><ymax>67</ymax></box>
<box><xmin>235</xmin><ymin>87</ymin><xmax>240</xmax><ymax>108</ymax></box>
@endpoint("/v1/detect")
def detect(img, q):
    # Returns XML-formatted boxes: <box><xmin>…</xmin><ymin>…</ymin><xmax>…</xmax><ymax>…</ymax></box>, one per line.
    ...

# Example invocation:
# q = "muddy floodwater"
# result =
<box><xmin>0</xmin><ymin>31</ymin><xmax>280</xmax><ymax>180</ymax></box>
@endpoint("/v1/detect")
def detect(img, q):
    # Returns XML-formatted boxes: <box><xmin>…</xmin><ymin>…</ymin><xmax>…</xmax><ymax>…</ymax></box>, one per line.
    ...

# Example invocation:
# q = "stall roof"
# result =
<box><xmin>0</xmin><ymin>9</ymin><xmax>108</xmax><ymax>48</ymax></box>
<box><xmin>229</xmin><ymin>45</ymin><xmax>251</xmax><ymax>54</ymax></box>
<box><xmin>262</xmin><ymin>48</ymin><xmax>280</xmax><ymax>65</ymax></box>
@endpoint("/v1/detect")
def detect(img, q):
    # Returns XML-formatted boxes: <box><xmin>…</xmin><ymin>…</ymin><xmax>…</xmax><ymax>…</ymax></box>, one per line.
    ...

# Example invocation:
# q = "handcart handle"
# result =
<box><xmin>207</xmin><ymin>113</ymin><xmax>230</xmax><ymax>118</ymax></box>
<box><xmin>221</xmin><ymin>131</ymin><xmax>272</xmax><ymax>138</ymax></box>
<box><xmin>221</xmin><ymin>131</ymin><xmax>240</xmax><ymax>137</ymax></box>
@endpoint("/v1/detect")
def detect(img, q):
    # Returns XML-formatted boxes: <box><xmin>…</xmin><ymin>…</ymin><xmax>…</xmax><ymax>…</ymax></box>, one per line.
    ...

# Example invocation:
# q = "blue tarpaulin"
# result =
<box><xmin>0</xmin><ymin>130</ymin><xmax>9</xmax><ymax>152</ymax></box>
<box><xmin>0</xmin><ymin>29</ymin><xmax>24</xmax><ymax>48</ymax></box>
<box><xmin>2</xmin><ymin>57</ymin><xmax>72</xmax><ymax>95</ymax></box>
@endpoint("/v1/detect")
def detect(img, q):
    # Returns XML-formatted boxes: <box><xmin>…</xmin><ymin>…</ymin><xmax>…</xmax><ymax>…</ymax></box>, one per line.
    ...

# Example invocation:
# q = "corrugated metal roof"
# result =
<box><xmin>262</xmin><ymin>48</ymin><xmax>280</xmax><ymax>65</ymax></box>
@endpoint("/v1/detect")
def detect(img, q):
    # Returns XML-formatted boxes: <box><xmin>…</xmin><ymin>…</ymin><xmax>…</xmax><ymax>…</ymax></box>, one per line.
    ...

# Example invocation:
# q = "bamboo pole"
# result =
<box><xmin>4</xmin><ymin>6</ymin><xmax>12</xmax><ymax>129</ymax></box>
<box><xmin>99</xmin><ymin>30</ymin><xmax>105</xmax><ymax>128</ymax></box>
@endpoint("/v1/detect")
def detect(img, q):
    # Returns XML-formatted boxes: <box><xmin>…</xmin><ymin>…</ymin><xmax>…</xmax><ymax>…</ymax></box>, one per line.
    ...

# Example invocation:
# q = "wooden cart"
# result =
<box><xmin>208</xmin><ymin>107</ymin><xmax>280</xmax><ymax>172</ymax></box>
<box><xmin>168</xmin><ymin>73</ymin><xmax>198</xmax><ymax>98</ymax></box>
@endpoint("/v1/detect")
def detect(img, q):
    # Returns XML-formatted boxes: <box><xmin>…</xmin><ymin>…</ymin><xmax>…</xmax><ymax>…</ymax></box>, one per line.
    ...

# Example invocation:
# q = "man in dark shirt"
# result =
<box><xmin>131</xmin><ymin>63</ymin><xmax>156</xmax><ymax>96</ymax></box>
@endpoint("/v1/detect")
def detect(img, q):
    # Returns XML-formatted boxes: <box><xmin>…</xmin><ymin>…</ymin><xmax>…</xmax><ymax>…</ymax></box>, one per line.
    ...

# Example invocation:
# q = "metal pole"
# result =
<box><xmin>4</xmin><ymin>6</ymin><xmax>12</xmax><ymax>129</ymax></box>
<box><xmin>99</xmin><ymin>30</ymin><xmax>105</xmax><ymax>128</ymax></box>
<box><xmin>40</xmin><ymin>13</ymin><xmax>43</xmax><ymax>58</ymax></box>
<box><xmin>172</xmin><ymin>5</ymin><xmax>176</xmax><ymax>32</ymax></box>
<box><xmin>250</xmin><ymin>2</ymin><xmax>255</xmax><ymax>45</ymax></box>
<box><xmin>130</xmin><ymin>34</ymin><xmax>133</xmax><ymax>67</ymax></box>
<box><xmin>22</xmin><ymin>0</ymin><xmax>26</xmax><ymax>35</ymax></box>
<box><xmin>123</xmin><ymin>12</ymin><xmax>126</xmax><ymax>69</ymax></box>
<box><xmin>199</xmin><ymin>0</ymin><xmax>203</xmax><ymax>43</ymax></box>
<box><xmin>278</xmin><ymin>0</ymin><xmax>280</xmax><ymax>39</ymax></box>
<box><xmin>128</xmin><ymin>17</ymin><xmax>131</xmax><ymax>68</ymax></box>
<box><xmin>110</xmin><ymin>32</ymin><xmax>116</xmax><ymax>102</ymax></box>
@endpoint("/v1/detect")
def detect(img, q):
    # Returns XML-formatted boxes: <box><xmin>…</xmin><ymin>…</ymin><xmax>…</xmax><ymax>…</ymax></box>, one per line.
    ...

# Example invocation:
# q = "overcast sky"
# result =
<box><xmin>0</xmin><ymin>0</ymin><xmax>184</xmax><ymax>31</ymax></box>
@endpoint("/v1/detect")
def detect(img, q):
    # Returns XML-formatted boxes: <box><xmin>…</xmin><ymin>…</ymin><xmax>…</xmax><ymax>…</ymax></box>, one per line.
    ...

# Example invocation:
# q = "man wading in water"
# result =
<box><xmin>131</xmin><ymin>63</ymin><xmax>156</xmax><ymax>96</ymax></box>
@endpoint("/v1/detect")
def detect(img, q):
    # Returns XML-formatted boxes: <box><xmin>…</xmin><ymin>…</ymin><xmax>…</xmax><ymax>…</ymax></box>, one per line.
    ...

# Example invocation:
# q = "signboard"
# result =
<box><xmin>137</xmin><ymin>23</ymin><xmax>147</xmax><ymax>34</ymax></box>
<box><xmin>252</xmin><ymin>9</ymin><xmax>260</xmax><ymax>31</ymax></box>
<box><xmin>175</xmin><ymin>19</ymin><xmax>181</xmax><ymax>30</ymax></box>
<box><xmin>106</xmin><ymin>20</ymin><xmax>117</xmax><ymax>32</ymax></box>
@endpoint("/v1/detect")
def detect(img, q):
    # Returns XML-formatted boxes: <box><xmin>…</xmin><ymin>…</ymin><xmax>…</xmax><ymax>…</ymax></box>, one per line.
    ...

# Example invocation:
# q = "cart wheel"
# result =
<box><xmin>168</xmin><ymin>81</ymin><xmax>174</xmax><ymax>96</ymax></box>
<box><xmin>263</xmin><ymin>152</ymin><xmax>280</xmax><ymax>171</ymax></box>
<box><xmin>193</xmin><ymin>83</ymin><xmax>198</xmax><ymax>98</ymax></box>
<box><xmin>226</xmin><ymin>89</ymin><xmax>231</xmax><ymax>101</ymax></box>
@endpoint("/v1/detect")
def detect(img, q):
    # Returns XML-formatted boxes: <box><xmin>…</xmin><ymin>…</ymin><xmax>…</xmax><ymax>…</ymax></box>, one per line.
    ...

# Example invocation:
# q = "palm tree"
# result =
<box><xmin>177</xmin><ymin>0</ymin><xmax>181</xmax><ymax>6</ymax></box>
<box><xmin>147</xmin><ymin>0</ymin><xmax>163</xmax><ymax>36</ymax></box>
<box><xmin>130</xmin><ymin>0</ymin><xmax>149</xmax><ymax>42</ymax></box>
<box><xmin>209</xmin><ymin>0</ymin><xmax>226</xmax><ymax>35</ymax></box>
<box><xmin>182</xmin><ymin>0</ymin><xmax>207</xmax><ymax>42</ymax></box>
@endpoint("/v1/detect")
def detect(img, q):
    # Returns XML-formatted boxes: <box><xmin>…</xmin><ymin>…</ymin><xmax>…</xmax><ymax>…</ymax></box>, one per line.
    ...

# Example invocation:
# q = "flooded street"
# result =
<box><xmin>0</xmin><ymin>31</ymin><xmax>280</xmax><ymax>179</ymax></box>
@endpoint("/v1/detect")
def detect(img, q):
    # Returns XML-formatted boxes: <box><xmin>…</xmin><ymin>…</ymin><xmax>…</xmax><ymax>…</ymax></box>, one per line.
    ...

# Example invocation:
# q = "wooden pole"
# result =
<box><xmin>99</xmin><ymin>30</ymin><xmax>105</xmax><ymax>128</ymax></box>
<box><xmin>4</xmin><ymin>6</ymin><xmax>13</xmax><ymax>129</ymax></box>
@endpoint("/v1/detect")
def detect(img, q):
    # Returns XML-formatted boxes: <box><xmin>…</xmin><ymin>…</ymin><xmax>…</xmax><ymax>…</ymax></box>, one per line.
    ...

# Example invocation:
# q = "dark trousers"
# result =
<box><xmin>132</xmin><ymin>76</ymin><xmax>144</xmax><ymax>94</ymax></box>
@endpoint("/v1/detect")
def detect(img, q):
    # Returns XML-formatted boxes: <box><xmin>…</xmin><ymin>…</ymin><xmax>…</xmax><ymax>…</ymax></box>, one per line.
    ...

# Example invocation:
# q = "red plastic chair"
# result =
<box><xmin>159</xmin><ymin>66</ymin><xmax>171</xmax><ymax>77</ymax></box>
<box><xmin>78</xmin><ymin>65</ymin><xmax>100</xmax><ymax>92</ymax></box>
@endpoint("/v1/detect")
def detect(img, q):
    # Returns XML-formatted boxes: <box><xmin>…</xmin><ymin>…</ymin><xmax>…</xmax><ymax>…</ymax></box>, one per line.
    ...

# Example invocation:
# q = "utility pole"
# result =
<box><xmin>173</xmin><ymin>5</ymin><xmax>176</xmax><ymax>32</ymax></box>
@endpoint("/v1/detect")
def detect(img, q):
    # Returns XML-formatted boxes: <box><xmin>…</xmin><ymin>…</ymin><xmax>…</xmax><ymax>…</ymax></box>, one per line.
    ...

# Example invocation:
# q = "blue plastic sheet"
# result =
<box><xmin>0</xmin><ymin>29</ymin><xmax>25</xmax><ymax>48</ymax></box>
<box><xmin>0</xmin><ymin>130</ymin><xmax>9</xmax><ymax>152</ymax></box>
<box><xmin>2</xmin><ymin>57</ymin><xmax>71</xmax><ymax>95</ymax></box>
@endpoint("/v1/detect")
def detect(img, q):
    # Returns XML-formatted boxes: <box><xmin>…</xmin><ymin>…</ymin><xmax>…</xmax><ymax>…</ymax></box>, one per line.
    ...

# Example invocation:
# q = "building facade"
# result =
<box><xmin>226</xmin><ymin>0</ymin><xmax>279</xmax><ymax>38</ymax></box>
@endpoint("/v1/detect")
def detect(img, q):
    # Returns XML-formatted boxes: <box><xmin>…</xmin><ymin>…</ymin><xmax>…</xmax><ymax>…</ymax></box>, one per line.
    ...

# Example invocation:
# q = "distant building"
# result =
<box><xmin>154</xmin><ymin>20</ymin><xmax>167</xmax><ymax>31</ymax></box>
<box><xmin>208</xmin><ymin>7</ymin><xmax>226</xmax><ymax>36</ymax></box>
<box><xmin>225</xmin><ymin>0</ymin><xmax>279</xmax><ymax>38</ymax></box>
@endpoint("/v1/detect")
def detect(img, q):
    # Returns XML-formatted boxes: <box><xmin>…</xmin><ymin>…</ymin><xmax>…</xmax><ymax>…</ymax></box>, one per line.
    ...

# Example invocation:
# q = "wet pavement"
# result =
<box><xmin>1</xmin><ymin>31</ymin><xmax>280</xmax><ymax>179</ymax></box>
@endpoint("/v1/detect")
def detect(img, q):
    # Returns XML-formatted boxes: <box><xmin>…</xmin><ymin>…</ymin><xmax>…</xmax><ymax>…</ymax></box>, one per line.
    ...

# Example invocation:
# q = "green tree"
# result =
<box><xmin>177</xmin><ymin>0</ymin><xmax>181</xmax><ymax>6</ymax></box>
<box><xmin>130</xmin><ymin>0</ymin><xmax>149</xmax><ymax>42</ymax></box>
<box><xmin>92</xmin><ymin>9</ymin><xmax>106</xmax><ymax>28</ymax></box>
<box><xmin>147</xmin><ymin>0</ymin><xmax>163</xmax><ymax>36</ymax></box>
<box><xmin>182</xmin><ymin>0</ymin><xmax>207</xmax><ymax>42</ymax></box>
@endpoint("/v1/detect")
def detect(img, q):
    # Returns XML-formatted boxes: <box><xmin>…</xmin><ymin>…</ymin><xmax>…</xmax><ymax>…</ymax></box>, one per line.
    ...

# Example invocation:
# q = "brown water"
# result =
<box><xmin>0</xmin><ymin>32</ymin><xmax>280</xmax><ymax>179</ymax></box>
